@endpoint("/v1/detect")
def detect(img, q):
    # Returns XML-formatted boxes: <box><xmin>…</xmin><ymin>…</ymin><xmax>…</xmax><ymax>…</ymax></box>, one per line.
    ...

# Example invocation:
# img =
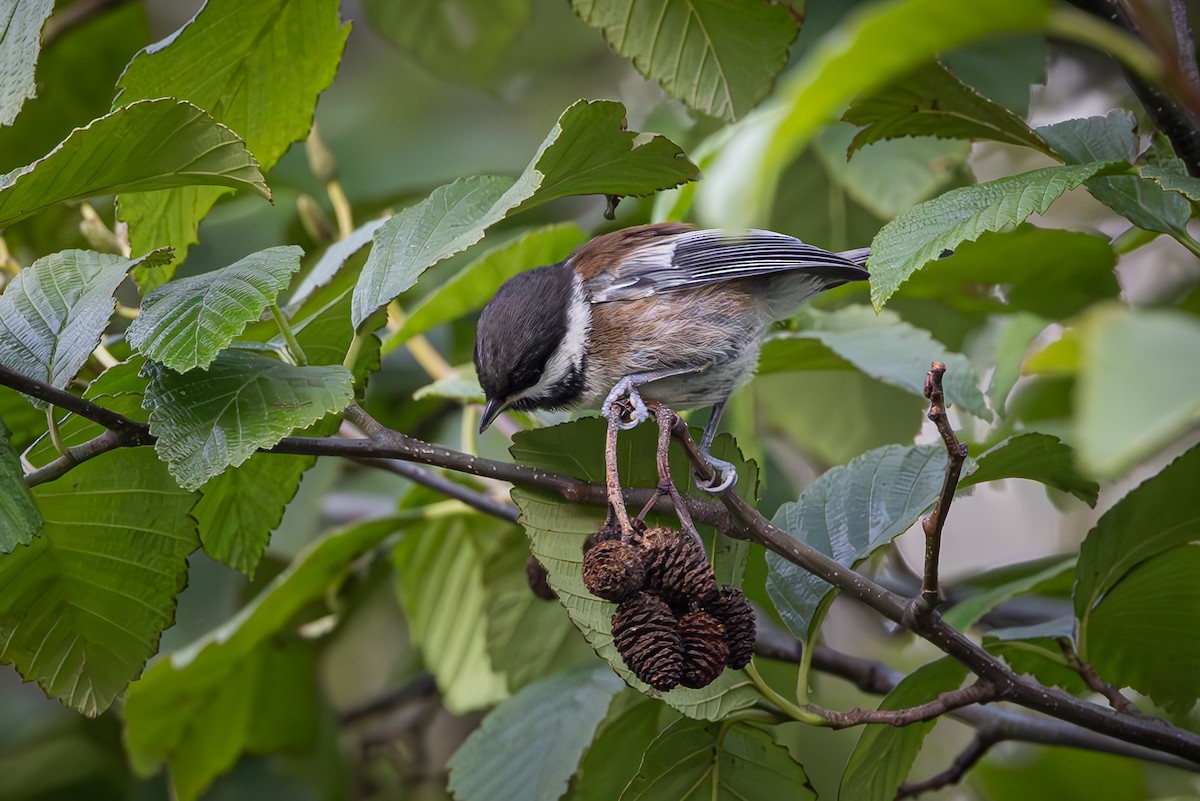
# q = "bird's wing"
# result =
<box><xmin>584</xmin><ymin>228</ymin><xmax>869</xmax><ymax>302</ymax></box>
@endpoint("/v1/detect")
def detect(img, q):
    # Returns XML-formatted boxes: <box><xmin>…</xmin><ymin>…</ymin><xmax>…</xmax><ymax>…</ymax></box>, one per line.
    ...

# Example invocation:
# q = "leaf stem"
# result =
<box><xmin>746</xmin><ymin>662</ymin><xmax>827</xmax><ymax>725</ymax></box>
<box><xmin>326</xmin><ymin>179</ymin><xmax>355</xmax><ymax>241</ymax></box>
<box><xmin>269</xmin><ymin>304</ymin><xmax>309</xmax><ymax>366</ymax></box>
<box><xmin>45</xmin><ymin>407</ymin><xmax>68</xmax><ymax>458</ymax></box>
<box><xmin>795</xmin><ymin>627</ymin><xmax>817</xmax><ymax>705</ymax></box>
<box><xmin>1170</xmin><ymin>227</ymin><xmax>1200</xmax><ymax>258</ymax></box>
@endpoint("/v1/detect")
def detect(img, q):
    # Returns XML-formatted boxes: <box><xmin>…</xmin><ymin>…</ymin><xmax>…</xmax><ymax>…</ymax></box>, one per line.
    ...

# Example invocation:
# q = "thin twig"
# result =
<box><xmin>24</xmin><ymin>429</ymin><xmax>124</xmax><ymax>487</ymax></box>
<box><xmin>1171</xmin><ymin>0</ymin><xmax>1200</xmax><ymax>90</ymax></box>
<box><xmin>920</xmin><ymin>361</ymin><xmax>968</xmax><ymax>611</ymax></box>
<box><xmin>809</xmin><ymin>680</ymin><xmax>998</xmax><ymax>730</ymax></box>
<box><xmin>897</xmin><ymin>733</ymin><xmax>997</xmax><ymax>798</ymax></box>
<box><xmin>1059</xmin><ymin>638</ymin><xmax>1142</xmax><ymax>715</ymax></box>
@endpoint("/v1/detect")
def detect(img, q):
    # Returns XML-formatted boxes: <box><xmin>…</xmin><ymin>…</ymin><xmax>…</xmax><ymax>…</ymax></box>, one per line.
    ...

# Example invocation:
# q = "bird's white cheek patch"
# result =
<box><xmin>510</xmin><ymin>277</ymin><xmax>591</xmax><ymax>405</ymax></box>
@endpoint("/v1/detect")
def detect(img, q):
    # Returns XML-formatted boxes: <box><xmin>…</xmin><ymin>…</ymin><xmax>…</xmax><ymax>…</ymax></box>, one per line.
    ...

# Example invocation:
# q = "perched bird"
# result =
<box><xmin>474</xmin><ymin>222</ymin><xmax>870</xmax><ymax>491</ymax></box>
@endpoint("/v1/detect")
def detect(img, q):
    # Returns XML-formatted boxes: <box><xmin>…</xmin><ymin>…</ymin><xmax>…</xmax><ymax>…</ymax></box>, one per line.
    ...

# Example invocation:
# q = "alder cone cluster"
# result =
<box><xmin>582</xmin><ymin>525</ymin><xmax>756</xmax><ymax>691</ymax></box>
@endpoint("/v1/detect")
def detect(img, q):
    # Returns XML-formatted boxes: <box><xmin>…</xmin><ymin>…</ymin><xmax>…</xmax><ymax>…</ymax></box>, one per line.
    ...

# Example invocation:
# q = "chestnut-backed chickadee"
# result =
<box><xmin>474</xmin><ymin>222</ymin><xmax>870</xmax><ymax>491</ymax></box>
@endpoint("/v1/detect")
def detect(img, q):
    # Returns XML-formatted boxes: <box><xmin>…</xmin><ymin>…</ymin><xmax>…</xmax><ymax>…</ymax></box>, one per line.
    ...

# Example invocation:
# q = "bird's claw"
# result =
<box><xmin>601</xmin><ymin>379</ymin><xmax>649</xmax><ymax>430</ymax></box>
<box><xmin>694</xmin><ymin>453</ymin><xmax>737</xmax><ymax>493</ymax></box>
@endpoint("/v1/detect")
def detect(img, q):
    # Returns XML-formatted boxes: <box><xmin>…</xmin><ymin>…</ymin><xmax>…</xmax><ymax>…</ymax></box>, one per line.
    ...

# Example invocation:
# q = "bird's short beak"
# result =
<box><xmin>479</xmin><ymin>397</ymin><xmax>506</xmax><ymax>434</ymax></box>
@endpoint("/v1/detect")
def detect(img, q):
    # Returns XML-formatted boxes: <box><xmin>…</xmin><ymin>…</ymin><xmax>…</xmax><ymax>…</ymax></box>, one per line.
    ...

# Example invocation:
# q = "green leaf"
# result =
<box><xmin>621</xmin><ymin>720</ymin><xmax>815</xmax><ymax>800</ymax></box>
<box><xmin>1074</xmin><ymin>444</ymin><xmax>1200</xmax><ymax>656</ymax></box>
<box><xmin>973</xmin><ymin>745</ymin><xmax>1146</xmax><ymax>801</ymax></box>
<box><xmin>894</xmin><ymin>227</ymin><xmax>1118</xmax><ymax>319</ymax></box>
<box><xmin>510</xmin><ymin>418</ymin><xmax>761</xmax><ymax>720</ymax></box>
<box><xmin>759</xmin><ymin>306</ymin><xmax>991</xmax><ymax>420</ymax></box>
<box><xmin>0</xmin><ymin>416</ymin><xmax>40</xmax><ymax>552</ymax></box>
<box><xmin>447</xmin><ymin>664</ymin><xmax>622</xmax><ymax>801</ymax></box>
<box><xmin>0</xmin><ymin>249</ymin><xmax>171</xmax><ymax>405</ymax></box>
<box><xmin>392</xmin><ymin>514</ymin><xmax>510</xmax><ymax>712</ymax></box>
<box><xmin>1088</xmin><ymin>545</ymin><xmax>1200</xmax><ymax>711</ymax></box>
<box><xmin>839</xmin><ymin>658</ymin><xmax>968</xmax><ymax>801</ymax></box>
<box><xmin>1038</xmin><ymin>111</ymin><xmax>1190</xmax><ymax>235</ymax></box>
<box><xmin>942</xmin><ymin>556</ymin><xmax>1075</xmax><ymax>630</ymax></box>
<box><xmin>0</xmin><ymin>99</ymin><xmax>268</xmax><ymax>229</ymax></box>
<box><xmin>143</xmin><ymin>351</ymin><xmax>354</xmax><ymax>490</ymax></box>
<box><xmin>570</xmin><ymin>0</ymin><xmax>799</xmax><ymax>121</ymax></box>
<box><xmin>843</xmin><ymin>60</ymin><xmax>1052</xmax><ymax>156</ymax></box>
<box><xmin>988</xmin><ymin>312</ymin><xmax>1049</xmax><ymax>415</ymax></box>
<box><xmin>574</xmin><ymin>698</ymin><xmax>673</xmax><ymax>801</ymax></box>
<box><xmin>287</xmin><ymin>216</ymin><xmax>386</xmax><ymax>309</ymax></box>
<box><xmin>983</xmin><ymin>617</ymin><xmax>1087</xmax><ymax>695</ymax></box>
<box><xmin>352</xmin><ymin>99</ymin><xmax>699</xmax><ymax>327</ymax></box>
<box><xmin>0</xmin><ymin>449</ymin><xmax>198</xmax><ymax>716</ymax></box>
<box><xmin>765</xmin><ymin>444</ymin><xmax>951</xmax><ymax>640</ymax></box>
<box><xmin>814</xmin><ymin>124</ymin><xmax>970</xmax><ymax>219</ymax></box>
<box><xmin>959</xmin><ymin>433</ymin><xmax>1098</xmax><ymax>506</ymax></box>
<box><xmin>115</xmin><ymin>0</ymin><xmax>349</xmax><ymax>267</ymax></box>
<box><xmin>698</xmin><ymin>0</ymin><xmax>1053</xmax><ymax>228</ymax></box>
<box><xmin>128</xmin><ymin>246</ymin><xmax>303</xmax><ymax>372</ymax></box>
<box><xmin>1076</xmin><ymin>306</ymin><xmax>1200</xmax><ymax>477</ymax></box>
<box><xmin>942</xmin><ymin>34</ymin><xmax>1046</xmax><ymax>116</ymax></box>
<box><xmin>365</xmin><ymin>0</ymin><xmax>531</xmax><ymax>85</ymax></box>
<box><xmin>413</xmin><ymin>365</ymin><xmax>484</xmax><ymax>403</ymax></box>
<box><xmin>124</xmin><ymin>516</ymin><xmax>404</xmax><ymax>797</ymax></box>
<box><xmin>1140</xmin><ymin>163</ymin><xmax>1200</xmax><ymax>203</ymax></box>
<box><xmin>387</xmin><ymin>222</ymin><xmax>586</xmax><ymax>350</ymax></box>
<box><xmin>868</xmin><ymin>162</ymin><xmax>1122</xmax><ymax>309</ymax></box>
<box><xmin>0</xmin><ymin>0</ymin><xmax>54</xmax><ymax>125</ymax></box>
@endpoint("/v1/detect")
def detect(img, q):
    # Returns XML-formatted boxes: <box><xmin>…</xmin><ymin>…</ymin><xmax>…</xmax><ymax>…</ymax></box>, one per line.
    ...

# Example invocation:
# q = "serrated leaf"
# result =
<box><xmin>988</xmin><ymin>312</ymin><xmax>1048</xmax><ymax>415</ymax></box>
<box><xmin>575</xmin><ymin>698</ymin><xmax>672</xmax><ymax>801</ymax></box>
<box><xmin>128</xmin><ymin>246</ymin><xmax>303</xmax><ymax>372</ymax></box>
<box><xmin>983</xmin><ymin>621</ymin><xmax>1089</xmax><ymax>696</ymax></box>
<box><xmin>0</xmin><ymin>449</ymin><xmax>198</xmax><ymax>716</ymax></box>
<box><xmin>0</xmin><ymin>0</ymin><xmax>54</xmax><ymax>126</ymax></box>
<box><xmin>115</xmin><ymin>0</ymin><xmax>349</xmax><ymax>269</ymax></box>
<box><xmin>392</xmin><ymin>514</ymin><xmax>510</xmax><ymax>712</ymax></box>
<box><xmin>895</xmin><ymin>227</ymin><xmax>1118</xmax><ymax>319</ymax></box>
<box><xmin>698</xmin><ymin>0</ymin><xmax>1052</xmax><ymax>228</ymax></box>
<box><xmin>843</xmin><ymin>60</ymin><xmax>1052</xmax><ymax>156</ymax></box>
<box><xmin>143</xmin><ymin>351</ymin><xmax>353</xmax><ymax>490</ymax></box>
<box><xmin>387</xmin><ymin>222</ymin><xmax>586</xmax><ymax>350</ymax></box>
<box><xmin>365</xmin><ymin>0</ymin><xmax>531</xmax><ymax>85</ymax></box>
<box><xmin>1076</xmin><ymin>306</ymin><xmax>1200</xmax><ymax>477</ymax></box>
<box><xmin>413</xmin><ymin>365</ymin><xmax>484</xmax><ymax>403</ymax></box>
<box><xmin>839</xmin><ymin>658</ymin><xmax>968</xmax><ymax>801</ymax></box>
<box><xmin>124</xmin><ymin>516</ymin><xmax>404</xmax><ymax>798</ymax></box>
<box><xmin>570</xmin><ymin>0</ymin><xmax>798</xmax><ymax>121</ymax></box>
<box><xmin>759</xmin><ymin>306</ymin><xmax>991</xmax><ymax>420</ymax></box>
<box><xmin>510</xmin><ymin>417</ymin><xmax>761</xmax><ymax>720</ymax></box>
<box><xmin>868</xmin><ymin>161</ymin><xmax>1122</xmax><ymax>309</ymax></box>
<box><xmin>1088</xmin><ymin>545</ymin><xmax>1200</xmax><ymax>712</ymax></box>
<box><xmin>0</xmin><ymin>415</ymin><xmax>40</xmax><ymax>551</ymax></box>
<box><xmin>1140</xmin><ymin>164</ymin><xmax>1200</xmax><ymax>203</ymax></box>
<box><xmin>0</xmin><ymin>99</ymin><xmax>268</xmax><ymax>229</ymax></box>
<box><xmin>0</xmin><ymin>249</ymin><xmax>171</xmax><ymax>405</ymax></box>
<box><xmin>766</xmin><ymin>445</ymin><xmax>953</xmax><ymax>640</ymax></box>
<box><xmin>622</xmin><ymin>720</ymin><xmax>815</xmax><ymax>800</ymax></box>
<box><xmin>352</xmin><ymin>99</ymin><xmax>699</xmax><ymax>327</ymax></box>
<box><xmin>959</xmin><ymin>433</ymin><xmax>1098</xmax><ymax>506</ymax></box>
<box><xmin>1038</xmin><ymin>111</ymin><xmax>1190</xmax><ymax>235</ymax></box>
<box><xmin>1075</xmin><ymin>444</ymin><xmax>1200</xmax><ymax>657</ymax></box>
<box><xmin>942</xmin><ymin>556</ymin><xmax>1075</xmax><ymax>630</ymax></box>
<box><xmin>287</xmin><ymin>216</ymin><xmax>387</xmax><ymax>309</ymax></box>
<box><xmin>447</xmin><ymin>663</ymin><xmax>621</xmax><ymax>801</ymax></box>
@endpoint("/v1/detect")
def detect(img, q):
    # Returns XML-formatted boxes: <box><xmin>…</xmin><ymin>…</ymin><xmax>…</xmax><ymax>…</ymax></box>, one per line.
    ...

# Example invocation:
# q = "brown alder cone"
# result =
<box><xmin>705</xmin><ymin>586</ymin><xmax>755</xmax><ymax>669</ymax></box>
<box><xmin>582</xmin><ymin>539</ymin><xmax>646</xmax><ymax>602</ymax></box>
<box><xmin>678</xmin><ymin>609</ymin><xmax>729</xmax><ymax>688</ymax></box>
<box><xmin>611</xmin><ymin>593</ymin><xmax>683</xmax><ymax>691</ymax></box>
<box><xmin>525</xmin><ymin>555</ymin><xmax>556</xmax><ymax>601</ymax></box>
<box><xmin>638</xmin><ymin>526</ymin><xmax>717</xmax><ymax>606</ymax></box>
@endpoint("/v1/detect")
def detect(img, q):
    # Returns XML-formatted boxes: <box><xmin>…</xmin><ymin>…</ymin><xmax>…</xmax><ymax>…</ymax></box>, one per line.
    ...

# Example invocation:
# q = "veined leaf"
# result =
<box><xmin>843</xmin><ymin>60</ymin><xmax>1052</xmax><ymax>156</ymax></box>
<box><xmin>115</xmin><ymin>0</ymin><xmax>349</xmax><ymax>270</ymax></box>
<box><xmin>351</xmin><ymin>99</ymin><xmax>699</xmax><ymax>327</ymax></box>
<box><xmin>840</xmin><ymin>658</ymin><xmax>968</xmax><ymax>801</ymax></box>
<box><xmin>510</xmin><ymin>417</ymin><xmax>761</xmax><ymax>720</ymax></box>
<box><xmin>0</xmin><ymin>415</ymin><xmax>40</xmax><ymax>552</ymax></box>
<box><xmin>0</xmin><ymin>449</ymin><xmax>198</xmax><ymax>716</ymax></box>
<box><xmin>868</xmin><ymin>161</ymin><xmax>1122</xmax><ymax>310</ymax></box>
<box><xmin>0</xmin><ymin>99</ymin><xmax>267</xmax><ymax>229</ymax></box>
<box><xmin>0</xmin><ymin>0</ymin><xmax>55</xmax><ymax>125</ymax></box>
<box><xmin>570</xmin><ymin>0</ymin><xmax>799</xmax><ymax>121</ymax></box>
<box><xmin>128</xmin><ymin>246</ymin><xmax>304</xmax><ymax>372</ymax></box>
<box><xmin>959</xmin><ymin>433</ymin><xmax>1098</xmax><ymax>506</ymax></box>
<box><xmin>446</xmin><ymin>664</ymin><xmax>621</xmax><ymax>801</ymax></box>
<box><xmin>942</xmin><ymin>556</ymin><xmax>1075</xmax><ymax>630</ymax></box>
<box><xmin>386</xmin><ymin>222</ymin><xmax>586</xmax><ymax>351</ymax></box>
<box><xmin>1075</xmin><ymin>444</ymin><xmax>1200</xmax><ymax>657</ymax></box>
<box><xmin>124</xmin><ymin>516</ymin><xmax>405</xmax><ymax>799</ymax></box>
<box><xmin>0</xmin><ymin>249</ymin><xmax>171</xmax><ymax>405</ymax></box>
<box><xmin>287</xmin><ymin>216</ymin><xmax>387</xmax><ymax>309</ymax></box>
<box><xmin>766</xmin><ymin>444</ymin><xmax>953</xmax><ymax>640</ymax></box>
<box><xmin>988</xmin><ymin>312</ymin><xmax>1049</xmax><ymax>415</ymax></box>
<box><xmin>143</xmin><ymin>351</ymin><xmax>354</xmax><ymax>490</ymax></box>
<box><xmin>621</xmin><ymin>719</ymin><xmax>815</xmax><ymax>800</ymax></box>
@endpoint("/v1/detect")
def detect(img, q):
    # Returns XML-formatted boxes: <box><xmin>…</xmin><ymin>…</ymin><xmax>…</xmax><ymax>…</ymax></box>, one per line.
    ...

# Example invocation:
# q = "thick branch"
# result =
<box><xmin>920</xmin><ymin>361</ymin><xmax>968</xmax><ymax>610</ymax></box>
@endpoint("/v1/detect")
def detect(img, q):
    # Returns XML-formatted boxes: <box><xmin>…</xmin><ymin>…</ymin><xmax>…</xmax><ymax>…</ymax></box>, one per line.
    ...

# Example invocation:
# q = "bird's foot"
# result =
<box><xmin>601</xmin><ymin>378</ymin><xmax>649</xmax><ymax>430</ymax></box>
<box><xmin>694</xmin><ymin>452</ymin><xmax>737</xmax><ymax>493</ymax></box>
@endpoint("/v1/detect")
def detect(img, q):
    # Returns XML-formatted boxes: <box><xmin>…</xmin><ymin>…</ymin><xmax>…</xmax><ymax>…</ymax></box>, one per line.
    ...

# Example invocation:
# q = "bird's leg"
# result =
<box><xmin>655</xmin><ymin>407</ymin><xmax>707</xmax><ymax>554</ymax></box>
<box><xmin>604</xmin><ymin>404</ymin><xmax>635</xmax><ymax>540</ymax></box>
<box><xmin>694</xmin><ymin>401</ymin><xmax>738</xmax><ymax>493</ymax></box>
<box><xmin>600</xmin><ymin>364</ymin><xmax>706</xmax><ymax>431</ymax></box>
